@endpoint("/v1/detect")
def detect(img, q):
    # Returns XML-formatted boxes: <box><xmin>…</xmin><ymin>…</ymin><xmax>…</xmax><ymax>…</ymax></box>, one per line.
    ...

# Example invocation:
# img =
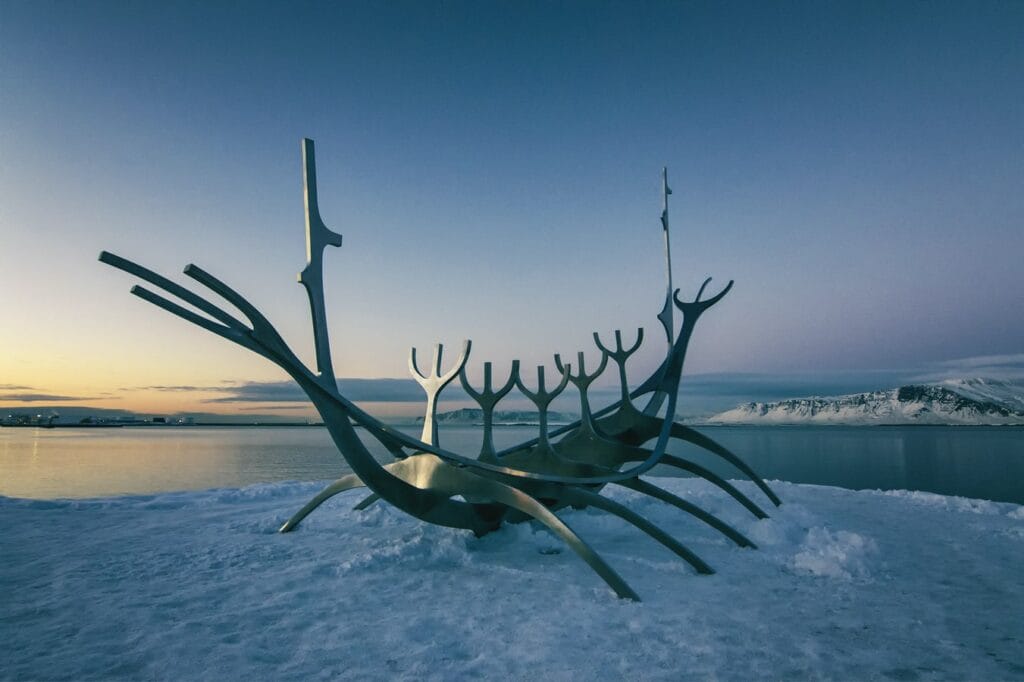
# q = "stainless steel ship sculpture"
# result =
<box><xmin>100</xmin><ymin>139</ymin><xmax>781</xmax><ymax>600</ymax></box>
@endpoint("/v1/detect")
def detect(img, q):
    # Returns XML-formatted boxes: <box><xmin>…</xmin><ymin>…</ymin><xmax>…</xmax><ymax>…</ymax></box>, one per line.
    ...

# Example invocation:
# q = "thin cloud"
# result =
<box><xmin>935</xmin><ymin>353</ymin><xmax>1024</xmax><ymax>369</ymax></box>
<box><xmin>235</xmin><ymin>404</ymin><xmax>312</xmax><ymax>411</ymax></box>
<box><xmin>338</xmin><ymin>378</ymin><xmax>454</xmax><ymax>403</ymax></box>
<box><xmin>201</xmin><ymin>381</ymin><xmax>308</xmax><ymax>403</ymax></box>
<box><xmin>0</xmin><ymin>393</ymin><xmax>101</xmax><ymax>402</ymax></box>
<box><xmin>126</xmin><ymin>384</ymin><xmax>233</xmax><ymax>392</ymax></box>
<box><xmin>675</xmin><ymin>371</ymin><xmax>908</xmax><ymax>400</ymax></box>
<box><xmin>0</xmin><ymin>384</ymin><xmax>35</xmax><ymax>390</ymax></box>
<box><xmin>909</xmin><ymin>354</ymin><xmax>1024</xmax><ymax>382</ymax></box>
<box><xmin>199</xmin><ymin>378</ymin><xmax>457</xmax><ymax>404</ymax></box>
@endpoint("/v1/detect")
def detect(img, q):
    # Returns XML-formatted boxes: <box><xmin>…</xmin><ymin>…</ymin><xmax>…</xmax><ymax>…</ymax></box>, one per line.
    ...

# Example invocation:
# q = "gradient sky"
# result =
<box><xmin>1</xmin><ymin>1</ymin><xmax>1022</xmax><ymax>418</ymax></box>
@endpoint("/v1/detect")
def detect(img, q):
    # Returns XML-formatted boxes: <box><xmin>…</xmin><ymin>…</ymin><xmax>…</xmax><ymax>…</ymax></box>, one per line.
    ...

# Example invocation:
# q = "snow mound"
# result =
<box><xmin>792</xmin><ymin>527</ymin><xmax>878</xmax><ymax>579</ymax></box>
<box><xmin>882</xmin><ymin>489</ymin><xmax>1005</xmax><ymax>515</ymax></box>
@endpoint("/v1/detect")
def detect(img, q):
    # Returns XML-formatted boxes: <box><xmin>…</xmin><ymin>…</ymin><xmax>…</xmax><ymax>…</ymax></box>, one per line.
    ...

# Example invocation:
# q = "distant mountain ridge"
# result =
<box><xmin>415</xmin><ymin>408</ymin><xmax>578</xmax><ymax>426</ymax></box>
<box><xmin>708</xmin><ymin>378</ymin><xmax>1024</xmax><ymax>425</ymax></box>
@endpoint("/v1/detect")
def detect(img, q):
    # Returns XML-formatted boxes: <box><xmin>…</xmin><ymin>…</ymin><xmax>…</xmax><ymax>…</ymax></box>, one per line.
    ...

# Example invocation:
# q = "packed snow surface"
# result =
<box><xmin>2</xmin><ymin>478</ymin><xmax>1023</xmax><ymax>680</ymax></box>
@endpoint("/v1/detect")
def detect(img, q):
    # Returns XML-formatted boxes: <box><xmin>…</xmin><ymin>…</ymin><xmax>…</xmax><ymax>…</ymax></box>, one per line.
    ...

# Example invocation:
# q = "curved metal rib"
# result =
<box><xmin>669</xmin><ymin>423</ymin><xmax>781</xmax><ymax>507</ymax></box>
<box><xmin>129</xmin><ymin>285</ymin><xmax>248</xmax><ymax>348</ymax></box>
<box><xmin>353</xmin><ymin>492</ymin><xmax>380</xmax><ymax>511</ymax></box>
<box><xmin>184</xmin><ymin>263</ymin><xmax>302</xmax><ymax>366</ymax></box>
<box><xmin>618</xmin><ymin>478</ymin><xmax>756</xmax><ymax>549</ymax></box>
<box><xmin>560</xmin><ymin>488</ymin><xmax>713</xmax><ymax>574</ymax></box>
<box><xmin>341</xmin><ymin>458</ymin><xmax>642</xmax><ymax>598</ymax></box>
<box><xmin>279</xmin><ymin>473</ymin><xmax>367</xmax><ymax>532</ymax></box>
<box><xmin>657</xmin><ymin>454</ymin><xmax>768</xmax><ymax>519</ymax></box>
<box><xmin>430</xmin><ymin>469</ymin><xmax>641</xmax><ymax>601</ymax></box>
<box><xmin>99</xmin><ymin>252</ymin><xmax>249</xmax><ymax>332</ymax></box>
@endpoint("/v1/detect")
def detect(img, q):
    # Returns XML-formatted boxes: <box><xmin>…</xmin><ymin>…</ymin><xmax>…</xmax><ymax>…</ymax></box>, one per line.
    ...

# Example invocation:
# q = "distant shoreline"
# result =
<box><xmin>0</xmin><ymin>422</ymin><xmax>326</xmax><ymax>429</ymax></box>
<box><xmin>4</xmin><ymin>422</ymin><xmax>1024</xmax><ymax>430</ymax></box>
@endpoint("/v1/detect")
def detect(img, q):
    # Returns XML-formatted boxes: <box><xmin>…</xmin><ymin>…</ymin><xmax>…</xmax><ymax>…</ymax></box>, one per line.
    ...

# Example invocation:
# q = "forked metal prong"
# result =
<box><xmin>461</xmin><ymin>360</ymin><xmax>519</xmax><ymax>461</ymax></box>
<box><xmin>593</xmin><ymin>328</ymin><xmax>643</xmax><ymax>407</ymax></box>
<box><xmin>409</xmin><ymin>339</ymin><xmax>472</xmax><ymax>446</ymax></box>
<box><xmin>516</xmin><ymin>363</ymin><xmax>571</xmax><ymax>450</ymax></box>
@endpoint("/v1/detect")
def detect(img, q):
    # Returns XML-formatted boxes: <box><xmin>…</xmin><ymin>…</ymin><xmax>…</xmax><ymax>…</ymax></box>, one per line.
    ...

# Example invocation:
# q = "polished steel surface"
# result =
<box><xmin>460</xmin><ymin>360</ymin><xmax>520</xmax><ymax>462</ymax></box>
<box><xmin>656</xmin><ymin>167</ymin><xmax>675</xmax><ymax>348</ymax></box>
<box><xmin>410</xmin><ymin>341</ymin><xmax>471</xmax><ymax>447</ymax></box>
<box><xmin>515</xmin><ymin>363</ymin><xmax>571</xmax><ymax>452</ymax></box>
<box><xmin>298</xmin><ymin>139</ymin><xmax>344</xmax><ymax>389</ymax></box>
<box><xmin>100</xmin><ymin>140</ymin><xmax>781</xmax><ymax>600</ymax></box>
<box><xmin>554</xmin><ymin>350</ymin><xmax>608</xmax><ymax>434</ymax></box>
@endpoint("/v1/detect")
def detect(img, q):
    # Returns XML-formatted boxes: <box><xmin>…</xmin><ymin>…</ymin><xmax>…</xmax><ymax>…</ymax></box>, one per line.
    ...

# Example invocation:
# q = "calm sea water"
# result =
<box><xmin>1</xmin><ymin>425</ymin><xmax>1022</xmax><ymax>504</ymax></box>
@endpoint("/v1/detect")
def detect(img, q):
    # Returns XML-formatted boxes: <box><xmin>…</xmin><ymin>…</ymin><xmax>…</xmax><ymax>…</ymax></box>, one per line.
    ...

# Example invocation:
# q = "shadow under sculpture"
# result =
<box><xmin>99</xmin><ymin>139</ymin><xmax>780</xmax><ymax>601</ymax></box>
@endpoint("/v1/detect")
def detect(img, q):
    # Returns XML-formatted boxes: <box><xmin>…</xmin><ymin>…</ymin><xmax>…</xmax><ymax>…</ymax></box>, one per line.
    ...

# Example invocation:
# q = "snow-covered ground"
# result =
<box><xmin>2</xmin><ymin>478</ymin><xmax>1022</xmax><ymax>680</ymax></box>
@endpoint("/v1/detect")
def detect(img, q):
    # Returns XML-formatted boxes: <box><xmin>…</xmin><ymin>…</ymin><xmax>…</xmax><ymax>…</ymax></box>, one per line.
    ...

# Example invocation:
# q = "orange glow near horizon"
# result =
<box><xmin>0</xmin><ymin>386</ymin><xmax>432</xmax><ymax>421</ymax></box>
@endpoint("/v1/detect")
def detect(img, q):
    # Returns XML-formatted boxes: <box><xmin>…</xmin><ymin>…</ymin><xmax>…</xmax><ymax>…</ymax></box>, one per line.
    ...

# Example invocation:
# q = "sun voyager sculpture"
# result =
<box><xmin>100</xmin><ymin>139</ymin><xmax>781</xmax><ymax>600</ymax></box>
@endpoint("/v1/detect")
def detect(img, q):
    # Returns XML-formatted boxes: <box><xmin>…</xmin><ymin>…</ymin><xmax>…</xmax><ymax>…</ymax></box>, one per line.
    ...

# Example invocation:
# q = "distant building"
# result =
<box><xmin>1</xmin><ymin>413</ymin><xmax>57</xmax><ymax>427</ymax></box>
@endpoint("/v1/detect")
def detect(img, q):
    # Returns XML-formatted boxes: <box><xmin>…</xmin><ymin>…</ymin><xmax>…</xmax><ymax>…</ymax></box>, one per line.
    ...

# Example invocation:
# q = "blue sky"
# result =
<box><xmin>1</xmin><ymin>1</ymin><xmax>1021</xmax><ymax>417</ymax></box>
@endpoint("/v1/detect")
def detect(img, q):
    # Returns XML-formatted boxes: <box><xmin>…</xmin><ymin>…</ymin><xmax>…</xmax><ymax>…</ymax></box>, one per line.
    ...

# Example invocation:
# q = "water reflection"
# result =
<box><xmin>1</xmin><ymin>425</ymin><xmax>1023</xmax><ymax>503</ymax></box>
<box><xmin>0</xmin><ymin>427</ymin><xmax>353</xmax><ymax>499</ymax></box>
<box><xmin>674</xmin><ymin>426</ymin><xmax>1024</xmax><ymax>504</ymax></box>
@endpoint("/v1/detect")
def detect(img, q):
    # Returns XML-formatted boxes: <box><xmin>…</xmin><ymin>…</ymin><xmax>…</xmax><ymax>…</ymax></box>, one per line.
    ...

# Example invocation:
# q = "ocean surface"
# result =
<box><xmin>2</xmin><ymin>424</ymin><xmax>1023</xmax><ymax>503</ymax></box>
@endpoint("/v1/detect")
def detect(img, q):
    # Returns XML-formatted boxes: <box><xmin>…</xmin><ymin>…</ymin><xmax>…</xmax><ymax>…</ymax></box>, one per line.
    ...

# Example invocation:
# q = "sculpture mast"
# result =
<box><xmin>656</xmin><ymin>167</ymin><xmax>674</xmax><ymax>346</ymax></box>
<box><xmin>298</xmin><ymin>138</ymin><xmax>344</xmax><ymax>388</ymax></box>
<box><xmin>646</xmin><ymin>168</ymin><xmax>674</xmax><ymax>415</ymax></box>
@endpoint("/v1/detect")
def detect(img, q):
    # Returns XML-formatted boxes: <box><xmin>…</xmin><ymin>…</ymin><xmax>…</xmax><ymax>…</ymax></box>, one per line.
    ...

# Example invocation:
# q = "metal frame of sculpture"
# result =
<box><xmin>100</xmin><ymin>139</ymin><xmax>781</xmax><ymax>601</ymax></box>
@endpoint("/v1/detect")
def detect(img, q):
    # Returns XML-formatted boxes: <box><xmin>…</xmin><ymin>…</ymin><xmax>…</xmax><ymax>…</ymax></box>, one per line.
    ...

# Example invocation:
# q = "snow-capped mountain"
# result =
<box><xmin>708</xmin><ymin>378</ymin><xmax>1024</xmax><ymax>425</ymax></box>
<box><xmin>934</xmin><ymin>378</ymin><xmax>1024</xmax><ymax>413</ymax></box>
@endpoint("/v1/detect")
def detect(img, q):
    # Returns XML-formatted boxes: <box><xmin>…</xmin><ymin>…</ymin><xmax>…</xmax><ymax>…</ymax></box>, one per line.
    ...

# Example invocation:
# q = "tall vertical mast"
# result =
<box><xmin>298</xmin><ymin>138</ymin><xmax>344</xmax><ymax>388</ymax></box>
<box><xmin>645</xmin><ymin>168</ymin><xmax>676</xmax><ymax>417</ymax></box>
<box><xmin>656</xmin><ymin>167</ymin><xmax>675</xmax><ymax>346</ymax></box>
